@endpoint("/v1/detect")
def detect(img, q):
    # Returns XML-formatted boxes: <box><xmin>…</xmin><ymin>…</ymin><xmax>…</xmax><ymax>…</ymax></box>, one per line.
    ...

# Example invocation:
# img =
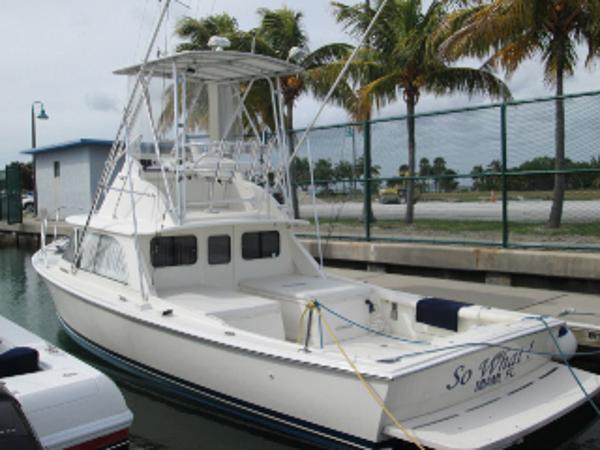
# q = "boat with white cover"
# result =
<box><xmin>0</xmin><ymin>314</ymin><xmax>132</xmax><ymax>449</ymax></box>
<box><xmin>32</xmin><ymin>4</ymin><xmax>600</xmax><ymax>449</ymax></box>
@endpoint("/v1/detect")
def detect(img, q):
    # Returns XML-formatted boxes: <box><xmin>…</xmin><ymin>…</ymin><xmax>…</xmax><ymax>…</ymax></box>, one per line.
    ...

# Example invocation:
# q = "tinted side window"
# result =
<box><xmin>151</xmin><ymin>236</ymin><xmax>197</xmax><ymax>267</ymax></box>
<box><xmin>242</xmin><ymin>231</ymin><xmax>280</xmax><ymax>260</ymax></box>
<box><xmin>208</xmin><ymin>235</ymin><xmax>231</xmax><ymax>265</ymax></box>
<box><xmin>261</xmin><ymin>231</ymin><xmax>280</xmax><ymax>258</ymax></box>
<box><xmin>241</xmin><ymin>233</ymin><xmax>261</xmax><ymax>260</ymax></box>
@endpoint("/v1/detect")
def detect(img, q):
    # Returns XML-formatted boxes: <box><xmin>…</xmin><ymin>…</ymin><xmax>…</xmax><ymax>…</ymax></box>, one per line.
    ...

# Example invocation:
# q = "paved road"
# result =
<box><xmin>300</xmin><ymin>199</ymin><xmax>600</xmax><ymax>223</ymax></box>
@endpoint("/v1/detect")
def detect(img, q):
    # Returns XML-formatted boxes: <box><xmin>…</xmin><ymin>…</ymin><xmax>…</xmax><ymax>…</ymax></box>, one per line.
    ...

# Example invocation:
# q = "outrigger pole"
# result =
<box><xmin>72</xmin><ymin>0</ymin><xmax>173</xmax><ymax>273</ymax></box>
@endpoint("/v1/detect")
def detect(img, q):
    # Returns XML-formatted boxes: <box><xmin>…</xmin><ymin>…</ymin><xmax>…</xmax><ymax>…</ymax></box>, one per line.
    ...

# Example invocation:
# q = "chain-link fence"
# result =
<box><xmin>292</xmin><ymin>90</ymin><xmax>600</xmax><ymax>250</ymax></box>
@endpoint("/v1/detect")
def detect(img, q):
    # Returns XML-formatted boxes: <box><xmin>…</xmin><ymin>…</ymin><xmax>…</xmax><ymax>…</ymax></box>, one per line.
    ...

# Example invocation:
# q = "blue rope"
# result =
<box><xmin>313</xmin><ymin>300</ymin><xmax>429</xmax><ymax>346</ymax></box>
<box><xmin>312</xmin><ymin>300</ymin><xmax>600</xmax><ymax>361</ymax></box>
<box><xmin>535</xmin><ymin>316</ymin><xmax>600</xmax><ymax>417</ymax></box>
<box><xmin>318</xmin><ymin>313</ymin><xmax>324</xmax><ymax>349</ymax></box>
<box><xmin>314</xmin><ymin>299</ymin><xmax>600</xmax><ymax>417</ymax></box>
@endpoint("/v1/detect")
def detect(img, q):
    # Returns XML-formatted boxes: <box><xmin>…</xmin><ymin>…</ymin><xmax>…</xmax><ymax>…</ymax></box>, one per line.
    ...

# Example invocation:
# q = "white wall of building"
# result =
<box><xmin>34</xmin><ymin>145</ymin><xmax>111</xmax><ymax>219</ymax></box>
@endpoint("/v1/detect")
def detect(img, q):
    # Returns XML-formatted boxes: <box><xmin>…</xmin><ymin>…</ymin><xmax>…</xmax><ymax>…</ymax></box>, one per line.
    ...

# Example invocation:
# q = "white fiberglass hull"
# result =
<box><xmin>0</xmin><ymin>314</ymin><xmax>132</xmax><ymax>450</ymax></box>
<box><xmin>44</xmin><ymin>281</ymin><xmax>386</xmax><ymax>447</ymax></box>
<box><xmin>36</xmin><ymin>263</ymin><xmax>600</xmax><ymax>449</ymax></box>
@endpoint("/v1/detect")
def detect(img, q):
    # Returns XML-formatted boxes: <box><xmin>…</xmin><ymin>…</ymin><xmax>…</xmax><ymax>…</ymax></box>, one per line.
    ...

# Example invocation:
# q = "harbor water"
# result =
<box><xmin>2</xmin><ymin>241</ymin><xmax>600</xmax><ymax>450</ymax></box>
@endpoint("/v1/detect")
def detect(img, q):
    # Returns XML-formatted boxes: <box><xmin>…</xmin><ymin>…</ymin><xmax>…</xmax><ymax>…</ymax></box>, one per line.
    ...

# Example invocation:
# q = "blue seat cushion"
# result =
<box><xmin>416</xmin><ymin>298</ymin><xmax>472</xmax><ymax>332</ymax></box>
<box><xmin>0</xmin><ymin>347</ymin><xmax>40</xmax><ymax>378</ymax></box>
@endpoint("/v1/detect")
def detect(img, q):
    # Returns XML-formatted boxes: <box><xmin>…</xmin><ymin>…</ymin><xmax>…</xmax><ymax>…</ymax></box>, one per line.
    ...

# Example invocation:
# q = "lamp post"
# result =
<box><xmin>31</xmin><ymin>101</ymin><xmax>49</xmax><ymax>148</ymax></box>
<box><xmin>31</xmin><ymin>101</ymin><xmax>49</xmax><ymax>217</ymax></box>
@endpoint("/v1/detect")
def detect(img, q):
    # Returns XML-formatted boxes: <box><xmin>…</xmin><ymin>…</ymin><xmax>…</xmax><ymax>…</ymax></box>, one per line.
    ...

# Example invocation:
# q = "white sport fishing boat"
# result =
<box><xmin>0</xmin><ymin>314</ymin><xmax>132</xmax><ymax>449</ymax></box>
<box><xmin>32</xmin><ymin>4</ymin><xmax>600</xmax><ymax>449</ymax></box>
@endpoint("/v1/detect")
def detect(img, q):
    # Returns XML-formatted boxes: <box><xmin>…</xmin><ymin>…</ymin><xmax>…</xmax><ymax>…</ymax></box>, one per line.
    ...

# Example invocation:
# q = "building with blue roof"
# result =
<box><xmin>22</xmin><ymin>139</ymin><xmax>114</xmax><ymax>219</ymax></box>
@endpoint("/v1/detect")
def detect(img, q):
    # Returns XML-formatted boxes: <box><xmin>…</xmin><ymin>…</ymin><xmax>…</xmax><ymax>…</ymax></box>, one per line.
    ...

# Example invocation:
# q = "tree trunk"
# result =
<box><xmin>405</xmin><ymin>90</ymin><xmax>416</xmax><ymax>224</ymax></box>
<box><xmin>286</xmin><ymin>103</ymin><xmax>300</xmax><ymax>219</ymax></box>
<box><xmin>548</xmin><ymin>48</ymin><xmax>566</xmax><ymax>229</ymax></box>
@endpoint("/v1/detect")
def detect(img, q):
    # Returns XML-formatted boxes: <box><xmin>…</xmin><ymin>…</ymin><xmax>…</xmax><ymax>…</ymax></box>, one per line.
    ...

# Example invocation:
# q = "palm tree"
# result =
<box><xmin>332</xmin><ymin>0</ymin><xmax>510</xmax><ymax>224</ymax></box>
<box><xmin>173</xmin><ymin>14</ymin><xmax>276</xmax><ymax>131</ymax></box>
<box><xmin>255</xmin><ymin>7</ymin><xmax>354</xmax><ymax>218</ymax></box>
<box><xmin>441</xmin><ymin>0</ymin><xmax>600</xmax><ymax>228</ymax></box>
<box><xmin>176</xmin><ymin>13</ymin><xmax>241</xmax><ymax>52</ymax></box>
<box><xmin>432</xmin><ymin>156</ymin><xmax>447</xmax><ymax>192</ymax></box>
<box><xmin>175</xmin><ymin>9</ymin><xmax>354</xmax><ymax>218</ymax></box>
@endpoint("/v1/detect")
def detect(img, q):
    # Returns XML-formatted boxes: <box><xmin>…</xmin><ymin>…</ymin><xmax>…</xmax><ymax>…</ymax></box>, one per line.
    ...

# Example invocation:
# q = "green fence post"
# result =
<box><xmin>363</xmin><ymin>120</ymin><xmax>372</xmax><ymax>241</ymax></box>
<box><xmin>500</xmin><ymin>103</ymin><xmax>509</xmax><ymax>248</ymax></box>
<box><xmin>0</xmin><ymin>168</ymin><xmax>5</xmax><ymax>221</ymax></box>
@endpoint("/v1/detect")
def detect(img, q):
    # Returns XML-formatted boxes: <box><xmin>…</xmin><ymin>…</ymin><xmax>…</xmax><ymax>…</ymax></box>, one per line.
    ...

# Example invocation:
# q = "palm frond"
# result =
<box><xmin>582</xmin><ymin>0</ymin><xmax>600</xmax><ymax>65</ymax></box>
<box><xmin>360</xmin><ymin>72</ymin><xmax>402</xmax><ymax>112</ymax></box>
<box><xmin>302</xmin><ymin>43</ymin><xmax>353</xmax><ymax>69</ymax></box>
<box><xmin>441</xmin><ymin>0</ymin><xmax>600</xmax><ymax>87</ymax></box>
<box><xmin>257</xmin><ymin>7</ymin><xmax>308</xmax><ymax>60</ymax></box>
<box><xmin>424</xmin><ymin>66</ymin><xmax>511</xmax><ymax>100</ymax></box>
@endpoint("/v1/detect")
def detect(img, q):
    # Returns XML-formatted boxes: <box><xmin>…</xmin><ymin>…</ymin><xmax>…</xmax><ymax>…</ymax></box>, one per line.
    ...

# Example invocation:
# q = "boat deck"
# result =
<box><xmin>159</xmin><ymin>286</ymin><xmax>279</xmax><ymax>316</ymax></box>
<box><xmin>327</xmin><ymin>267</ymin><xmax>600</xmax><ymax>349</ymax></box>
<box><xmin>321</xmin><ymin>333</ymin><xmax>428</xmax><ymax>361</ymax></box>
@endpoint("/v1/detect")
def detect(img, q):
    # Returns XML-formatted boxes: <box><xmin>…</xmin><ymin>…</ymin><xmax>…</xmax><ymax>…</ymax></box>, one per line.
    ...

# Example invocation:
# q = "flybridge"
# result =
<box><xmin>74</xmin><ymin>49</ymin><xmax>303</xmax><ymax>236</ymax></box>
<box><xmin>111</xmin><ymin>50</ymin><xmax>300</xmax><ymax>224</ymax></box>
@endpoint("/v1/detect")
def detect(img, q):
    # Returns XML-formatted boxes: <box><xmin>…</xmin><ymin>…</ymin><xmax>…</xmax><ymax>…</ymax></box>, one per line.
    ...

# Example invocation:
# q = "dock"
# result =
<box><xmin>0</xmin><ymin>217</ymin><xmax>72</xmax><ymax>247</ymax></box>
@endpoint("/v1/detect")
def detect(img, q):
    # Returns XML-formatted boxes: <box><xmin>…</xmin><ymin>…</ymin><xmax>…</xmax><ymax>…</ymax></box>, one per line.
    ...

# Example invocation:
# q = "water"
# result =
<box><xmin>1</xmin><ymin>241</ymin><xmax>600</xmax><ymax>450</ymax></box>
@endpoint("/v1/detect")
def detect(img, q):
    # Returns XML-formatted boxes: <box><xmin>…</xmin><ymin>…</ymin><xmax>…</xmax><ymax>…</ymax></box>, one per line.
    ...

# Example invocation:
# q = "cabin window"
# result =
<box><xmin>151</xmin><ymin>235</ymin><xmax>197</xmax><ymax>268</ymax></box>
<box><xmin>79</xmin><ymin>233</ymin><xmax>128</xmax><ymax>284</ymax></box>
<box><xmin>242</xmin><ymin>231</ymin><xmax>280</xmax><ymax>260</ymax></box>
<box><xmin>53</xmin><ymin>161</ymin><xmax>60</xmax><ymax>178</ymax></box>
<box><xmin>208</xmin><ymin>235</ymin><xmax>230</xmax><ymax>265</ymax></box>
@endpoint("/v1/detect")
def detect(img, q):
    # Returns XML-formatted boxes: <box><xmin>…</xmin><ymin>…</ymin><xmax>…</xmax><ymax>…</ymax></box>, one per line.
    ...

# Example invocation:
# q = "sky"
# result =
<box><xmin>1</xmin><ymin>0</ymin><xmax>599</xmax><ymax>167</ymax></box>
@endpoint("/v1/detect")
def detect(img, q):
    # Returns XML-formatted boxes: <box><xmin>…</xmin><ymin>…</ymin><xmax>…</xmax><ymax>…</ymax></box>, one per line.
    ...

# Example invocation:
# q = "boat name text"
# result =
<box><xmin>446</xmin><ymin>340</ymin><xmax>535</xmax><ymax>392</ymax></box>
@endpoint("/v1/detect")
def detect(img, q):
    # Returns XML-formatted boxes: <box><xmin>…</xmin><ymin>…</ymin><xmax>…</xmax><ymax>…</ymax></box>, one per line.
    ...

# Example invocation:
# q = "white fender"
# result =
<box><xmin>552</xmin><ymin>325</ymin><xmax>578</xmax><ymax>361</ymax></box>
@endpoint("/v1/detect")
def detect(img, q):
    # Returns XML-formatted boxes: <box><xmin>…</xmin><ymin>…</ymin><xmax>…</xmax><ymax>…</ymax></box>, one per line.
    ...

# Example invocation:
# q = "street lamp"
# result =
<box><xmin>31</xmin><ymin>101</ymin><xmax>49</xmax><ymax>217</ymax></box>
<box><xmin>31</xmin><ymin>101</ymin><xmax>49</xmax><ymax>148</ymax></box>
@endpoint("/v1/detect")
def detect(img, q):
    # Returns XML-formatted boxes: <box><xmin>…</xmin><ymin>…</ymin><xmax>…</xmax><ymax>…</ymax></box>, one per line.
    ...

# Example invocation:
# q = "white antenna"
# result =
<box><xmin>208</xmin><ymin>36</ymin><xmax>231</xmax><ymax>51</ymax></box>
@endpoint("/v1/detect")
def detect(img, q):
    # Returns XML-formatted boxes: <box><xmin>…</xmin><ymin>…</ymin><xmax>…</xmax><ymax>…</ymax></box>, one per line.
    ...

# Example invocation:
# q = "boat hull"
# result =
<box><xmin>0</xmin><ymin>314</ymin><xmax>132</xmax><ymax>450</ymax></box>
<box><xmin>38</xmin><ymin>268</ymin><xmax>600</xmax><ymax>450</ymax></box>
<box><xmin>45</xmin><ymin>281</ymin><xmax>386</xmax><ymax>449</ymax></box>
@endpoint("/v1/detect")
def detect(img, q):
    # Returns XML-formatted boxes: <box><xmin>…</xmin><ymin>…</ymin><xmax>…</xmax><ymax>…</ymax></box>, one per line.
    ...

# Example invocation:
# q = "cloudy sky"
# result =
<box><xmin>1</xmin><ymin>0</ymin><xmax>598</xmax><ymax>167</ymax></box>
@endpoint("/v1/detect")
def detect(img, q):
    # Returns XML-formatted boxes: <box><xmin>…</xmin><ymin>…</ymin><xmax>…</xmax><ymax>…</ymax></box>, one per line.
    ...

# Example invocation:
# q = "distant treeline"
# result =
<box><xmin>471</xmin><ymin>156</ymin><xmax>600</xmax><ymax>191</ymax></box>
<box><xmin>294</xmin><ymin>155</ymin><xmax>600</xmax><ymax>194</ymax></box>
